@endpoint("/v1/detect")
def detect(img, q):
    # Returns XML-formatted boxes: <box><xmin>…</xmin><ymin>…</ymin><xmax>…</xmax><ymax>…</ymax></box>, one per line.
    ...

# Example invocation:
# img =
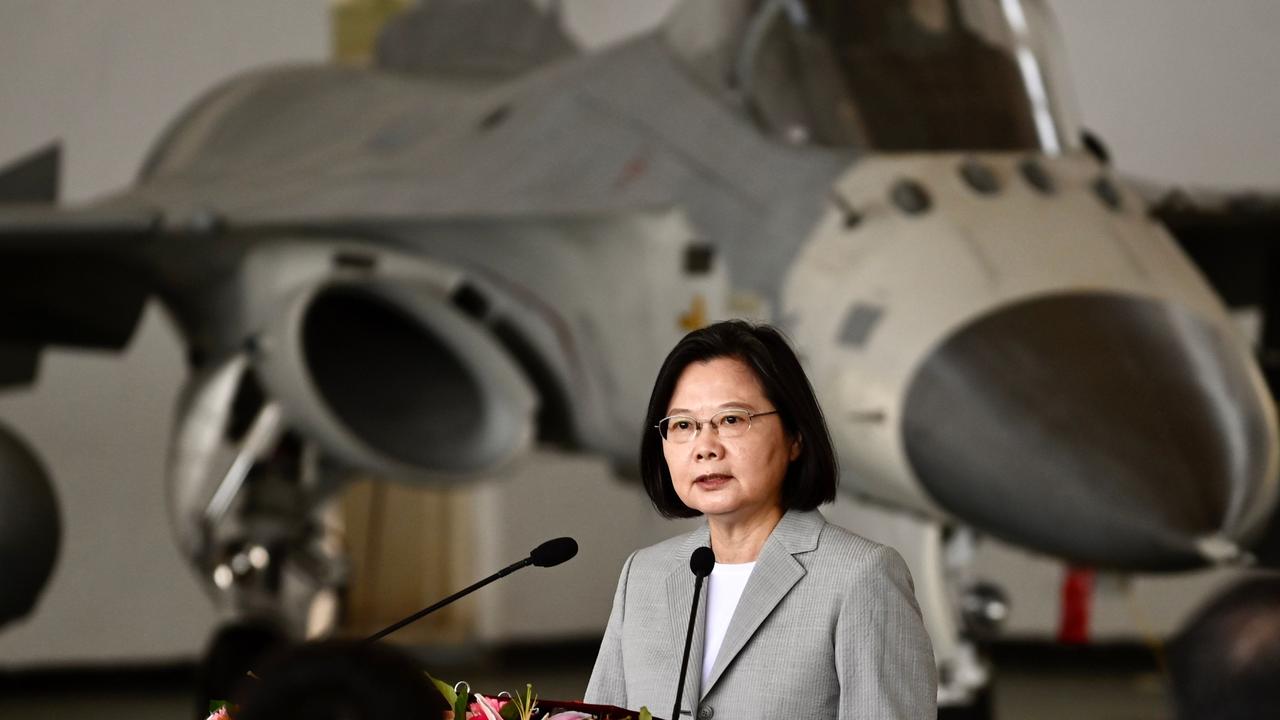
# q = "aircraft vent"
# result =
<box><xmin>240</xmin><ymin>243</ymin><xmax>536</xmax><ymax>482</ymax></box>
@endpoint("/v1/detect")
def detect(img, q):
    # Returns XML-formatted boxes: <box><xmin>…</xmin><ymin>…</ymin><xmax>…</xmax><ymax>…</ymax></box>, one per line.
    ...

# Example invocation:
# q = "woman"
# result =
<box><xmin>585</xmin><ymin>321</ymin><xmax>936</xmax><ymax>719</ymax></box>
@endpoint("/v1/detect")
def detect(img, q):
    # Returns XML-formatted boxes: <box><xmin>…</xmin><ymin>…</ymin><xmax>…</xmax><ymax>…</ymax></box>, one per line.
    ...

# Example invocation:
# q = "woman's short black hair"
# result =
<box><xmin>640</xmin><ymin>320</ymin><xmax>839</xmax><ymax>518</ymax></box>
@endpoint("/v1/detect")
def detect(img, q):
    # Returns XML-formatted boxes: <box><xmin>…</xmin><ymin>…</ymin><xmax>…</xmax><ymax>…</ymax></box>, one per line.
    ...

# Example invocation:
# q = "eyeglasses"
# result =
<box><xmin>655</xmin><ymin>408</ymin><xmax>779</xmax><ymax>443</ymax></box>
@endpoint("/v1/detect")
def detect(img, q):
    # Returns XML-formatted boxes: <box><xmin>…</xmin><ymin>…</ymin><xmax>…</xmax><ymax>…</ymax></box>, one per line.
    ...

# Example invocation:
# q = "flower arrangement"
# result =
<box><xmin>428</xmin><ymin>675</ymin><xmax>654</xmax><ymax>720</ymax></box>
<box><xmin>205</xmin><ymin>679</ymin><xmax>655</xmax><ymax>720</ymax></box>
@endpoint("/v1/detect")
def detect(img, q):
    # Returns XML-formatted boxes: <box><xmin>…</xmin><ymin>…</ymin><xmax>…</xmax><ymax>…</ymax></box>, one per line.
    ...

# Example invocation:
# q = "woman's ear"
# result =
<box><xmin>789</xmin><ymin>434</ymin><xmax>802</xmax><ymax>462</ymax></box>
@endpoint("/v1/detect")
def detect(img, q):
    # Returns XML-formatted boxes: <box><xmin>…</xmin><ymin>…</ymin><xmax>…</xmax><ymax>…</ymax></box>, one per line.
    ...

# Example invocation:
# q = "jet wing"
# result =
<box><xmin>0</xmin><ymin>204</ymin><xmax>161</xmax><ymax>386</ymax></box>
<box><xmin>0</xmin><ymin>146</ymin><xmax>167</xmax><ymax>386</ymax></box>
<box><xmin>0</xmin><ymin>204</ymin><xmax>161</xmax><ymax>243</ymax></box>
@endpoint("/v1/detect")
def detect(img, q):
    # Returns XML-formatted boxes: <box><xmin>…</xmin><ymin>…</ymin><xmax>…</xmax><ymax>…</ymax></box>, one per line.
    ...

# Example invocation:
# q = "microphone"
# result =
<box><xmin>364</xmin><ymin>536</ymin><xmax>578</xmax><ymax>643</ymax></box>
<box><xmin>529</xmin><ymin>536</ymin><xmax>578</xmax><ymax>568</ymax></box>
<box><xmin>672</xmin><ymin>546</ymin><xmax>714</xmax><ymax>720</ymax></box>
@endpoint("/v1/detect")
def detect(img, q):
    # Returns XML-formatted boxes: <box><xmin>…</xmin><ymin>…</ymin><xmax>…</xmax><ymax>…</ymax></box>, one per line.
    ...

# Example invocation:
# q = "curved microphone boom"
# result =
<box><xmin>364</xmin><ymin>536</ymin><xmax>578</xmax><ymax>643</ymax></box>
<box><xmin>673</xmin><ymin>546</ymin><xmax>714</xmax><ymax>720</ymax></box>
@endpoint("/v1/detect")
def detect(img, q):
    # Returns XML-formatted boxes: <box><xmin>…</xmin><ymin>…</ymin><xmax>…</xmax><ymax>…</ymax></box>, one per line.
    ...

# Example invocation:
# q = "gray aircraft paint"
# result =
<box><xmin>1</xmin><ymin>0</ymin><xmax>1276</xmax><ymax>707</ymax></box>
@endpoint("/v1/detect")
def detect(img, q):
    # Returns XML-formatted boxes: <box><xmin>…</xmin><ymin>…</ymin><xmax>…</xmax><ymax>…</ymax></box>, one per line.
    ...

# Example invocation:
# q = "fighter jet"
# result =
<box><xmin>1</xmin><ymin>0</ymin><xmax>1277</xmax><ymax>713</ymax></box>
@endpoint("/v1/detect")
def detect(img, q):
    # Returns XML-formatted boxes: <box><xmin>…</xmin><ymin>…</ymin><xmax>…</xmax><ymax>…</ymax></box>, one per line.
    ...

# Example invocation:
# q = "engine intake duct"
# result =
<box><xmin>302</xmin><ymin>286</ymin><xmax>487</xmax><ymax>472</ymax></box>
<box><xmin>243</xmin><ymin>243</ymin><xmax>536</xmax><ymax>481</ymax></box>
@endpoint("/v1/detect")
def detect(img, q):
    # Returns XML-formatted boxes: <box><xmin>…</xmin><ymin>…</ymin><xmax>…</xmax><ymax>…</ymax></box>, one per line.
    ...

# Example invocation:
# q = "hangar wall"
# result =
<box><xmin>0</xmin><ymin>0</ymin><xmax>1277</xmax><ymax>664</ymax></box>
<box><xmin>1054</xmin><ymin>0</ymin><xmax>1280</xmax><ymax>190</ymax></box>
<box><xmin>0</xmin><ymin>0</ymin><xmax>330</xmax><ymax>664</ymax></box>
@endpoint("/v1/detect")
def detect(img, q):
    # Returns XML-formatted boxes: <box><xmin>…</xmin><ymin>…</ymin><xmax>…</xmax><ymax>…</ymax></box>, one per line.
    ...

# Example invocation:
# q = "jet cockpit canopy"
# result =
<box><xmin>665</xmin><ymin>0</ymin><xmax>1081</xmax><ymax>152</ymax></box>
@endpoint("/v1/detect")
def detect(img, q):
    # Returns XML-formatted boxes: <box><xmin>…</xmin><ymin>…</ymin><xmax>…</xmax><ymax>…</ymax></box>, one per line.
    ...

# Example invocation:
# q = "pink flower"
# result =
<box><xmin>206</xmin><ymin>709</ymin><xmax>231</xmax><ymax>720</ymax></box>
<box><xmin>466</xmin><ymin>695</ymin><xmax>509</xmax><ymax>720</ymax></box>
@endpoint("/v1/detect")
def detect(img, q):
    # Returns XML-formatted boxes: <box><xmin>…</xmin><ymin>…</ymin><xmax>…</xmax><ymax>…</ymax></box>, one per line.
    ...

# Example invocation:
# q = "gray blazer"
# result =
<box><xmin>585</xmin><ymin>509</ymin><xmax>937</xmax><ymax>719</ymax></box>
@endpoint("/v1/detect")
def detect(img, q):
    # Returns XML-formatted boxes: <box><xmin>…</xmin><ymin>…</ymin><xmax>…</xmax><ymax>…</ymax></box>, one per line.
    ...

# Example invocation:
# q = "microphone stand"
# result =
<box><xmin>673</xmin><ymin>547</ymin><xmax>714</xmax><ymax>720</ymax></box>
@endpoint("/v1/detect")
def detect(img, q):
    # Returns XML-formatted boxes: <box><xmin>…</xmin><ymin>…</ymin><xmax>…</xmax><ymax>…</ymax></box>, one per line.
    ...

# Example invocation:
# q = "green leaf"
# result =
<box><xmin>453</xmin><ymin>682</ymin><xmax>471</xmax><ymax>720</ymax></box>
<box><xmin>207</xmin><ymin>699</ymin><xmax>240</xmax><ymax>717</ymax></box>
<box><xmin>639</xmin><ymin>706</ymin><xmax>653</xmax><ymax>720</ymax></box>
<box><xmin>426</xmin><ymin>673</ymin><xmax>457</xmax><ymax>707</ymax></box>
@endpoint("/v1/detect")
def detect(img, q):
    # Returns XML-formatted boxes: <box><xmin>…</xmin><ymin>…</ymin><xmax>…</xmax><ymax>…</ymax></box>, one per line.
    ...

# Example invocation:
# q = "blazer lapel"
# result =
<box><xmin>666</xmin><ymin>524</ymin><xmax>711</xmax><ymax>715</ymax></box>
<box><xmin>701</xmin><ymin>510</ymin><xmax>823</xmax><ymax>697</ymax></box>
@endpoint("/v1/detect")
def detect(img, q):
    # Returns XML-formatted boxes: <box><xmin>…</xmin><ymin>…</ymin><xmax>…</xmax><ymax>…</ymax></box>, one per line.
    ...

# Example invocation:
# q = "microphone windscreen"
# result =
<box><xmin>690</xmin><ymin>546</ymin><xmax>715</xmax><ymax>578</ymax></box>
<box><xmin>529</xmin><ymin>537</ymin><xmax>578</xmax><ymax>567</ymax></box>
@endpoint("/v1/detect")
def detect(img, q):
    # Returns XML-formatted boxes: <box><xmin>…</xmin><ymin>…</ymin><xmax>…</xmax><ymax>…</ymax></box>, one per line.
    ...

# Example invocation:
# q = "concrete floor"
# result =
<box><xmin>0</xmin><ymin>642</ymin><xmax>1172</xmax><ymax>720</ymax></box>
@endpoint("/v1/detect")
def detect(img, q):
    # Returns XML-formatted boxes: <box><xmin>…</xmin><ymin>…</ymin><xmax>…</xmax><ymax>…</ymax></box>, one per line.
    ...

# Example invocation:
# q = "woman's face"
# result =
<box><xmin>663</xmin><ymin>357</ymin><xmax>800</xmax><ymax>525</ymax></box>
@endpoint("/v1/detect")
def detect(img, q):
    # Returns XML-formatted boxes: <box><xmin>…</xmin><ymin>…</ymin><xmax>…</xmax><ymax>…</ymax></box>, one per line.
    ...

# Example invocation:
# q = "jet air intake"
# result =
<box><xmin>242</xmin><ymin>242</ymin><xmax>536</xmax><ymax>481</ymax></box>
<box><xmin>302</xmin><ymin>286</ymin><xmax>488</xmax><ymax>472</ymax></box>
<box><xmin>902</xmin><ymin>292</ymin><xmax>1278</xmax><ymax>570</ymax></box>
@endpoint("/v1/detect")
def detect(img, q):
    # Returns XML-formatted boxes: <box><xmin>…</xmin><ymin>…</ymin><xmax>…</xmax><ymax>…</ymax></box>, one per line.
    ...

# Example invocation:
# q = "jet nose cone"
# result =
<box><xmin>903</xmin><ymin>292</ymin><xmax>1278</xmax><ymax>570</ymax></box>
